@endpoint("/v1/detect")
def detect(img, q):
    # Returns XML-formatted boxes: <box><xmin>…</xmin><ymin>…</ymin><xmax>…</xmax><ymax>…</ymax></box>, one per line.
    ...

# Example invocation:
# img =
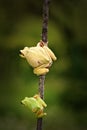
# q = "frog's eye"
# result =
<box><xmin>19</xmin><ymin>50</ymin><xmax>25</xmax><ymax>58</ymax></box>
<box><xmin>19</xmin><ymin>47</ymin><xmax>29</xmax><ymax>58</ymax></box>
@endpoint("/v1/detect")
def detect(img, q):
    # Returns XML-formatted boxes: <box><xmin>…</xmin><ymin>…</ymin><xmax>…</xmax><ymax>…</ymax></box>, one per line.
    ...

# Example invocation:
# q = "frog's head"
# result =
<box><xmin>19</xmin><ymin>47</ymin><xmax>29</xmax><ymax>58</ymax></box>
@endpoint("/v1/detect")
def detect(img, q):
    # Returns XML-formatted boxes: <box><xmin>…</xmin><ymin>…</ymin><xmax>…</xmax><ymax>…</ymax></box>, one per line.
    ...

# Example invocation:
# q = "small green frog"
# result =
<box><xmin>20</xmin><ymin>40</ymin><xmax>57</xmax><ymax>75</ymax></box>
<box><xmin>21</xmin><ymin>94</ymin><xmax>47</xmax><ymax>118</ymax></box>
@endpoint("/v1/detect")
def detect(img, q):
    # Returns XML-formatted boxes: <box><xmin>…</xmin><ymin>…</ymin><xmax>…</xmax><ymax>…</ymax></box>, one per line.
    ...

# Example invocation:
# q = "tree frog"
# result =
<box><xmin>19</xmin><ymin>40</ymin><xmax>57</xmax><ymax>75</ymax></box>
<box><xmin>21</xmin><ymin>94</ymin><xmax>47</xmax><ymax>118</ymax></box>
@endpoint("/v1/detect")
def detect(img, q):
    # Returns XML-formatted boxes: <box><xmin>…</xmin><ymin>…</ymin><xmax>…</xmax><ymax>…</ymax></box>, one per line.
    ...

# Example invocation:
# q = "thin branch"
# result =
<box><xmin>36</xmin><ymin>75</ymin><xmax>45</xmax><ymax>130</ymax></box>
<box><xmin>36</xmin><ymin>0</ymin><xmax>50</xmax><ymax>130</ymax></box>
<box><xmin>42</xmin><ymin>0</ymin><xmax>50</xmax><ymax>43</ymax></box>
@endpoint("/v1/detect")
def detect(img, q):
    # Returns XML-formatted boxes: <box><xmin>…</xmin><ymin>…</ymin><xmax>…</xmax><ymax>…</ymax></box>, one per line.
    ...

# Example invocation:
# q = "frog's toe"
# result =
<box><xmin>37</xmin><ymin>112</ymin><xmax>47</xmax><ymax>118</ymax></box>
<box><xmin>36</xmin><ymin>109</ymin><xmax>47</xmax><ymax>118</ymax></box>
<box><xmin>34</xmin><ymin>68</ymin><xmax>49</xmax><ymax>76</ymax></box>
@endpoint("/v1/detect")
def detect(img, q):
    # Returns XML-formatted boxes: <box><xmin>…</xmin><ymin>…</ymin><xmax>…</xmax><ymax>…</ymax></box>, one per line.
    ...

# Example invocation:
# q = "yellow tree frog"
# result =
<box><xmin>21</xmin><ymin>94</ymin><xmax>47</xmax><ymax>118</ymax></box>
<box><xmin>20</xmin><ymin>40</ymin><xmax>57</xmax><ymax>75</ymax></box>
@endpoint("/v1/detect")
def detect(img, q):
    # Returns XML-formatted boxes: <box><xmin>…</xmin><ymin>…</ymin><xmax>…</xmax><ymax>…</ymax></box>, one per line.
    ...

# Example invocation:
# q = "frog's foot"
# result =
<box><xmin>33</xmin><ymin>68</ymin><xmax>49</xmax><ymax>76</ymax></box>
<box><xmin>36</xmin><ymin>109</ymin><xmax>47</xmax><ymax>118</ymax></box>
<box><xmin>37</xmin><ymin>112</ymin><xmax>47</xmax><ymax>118</ymax></box>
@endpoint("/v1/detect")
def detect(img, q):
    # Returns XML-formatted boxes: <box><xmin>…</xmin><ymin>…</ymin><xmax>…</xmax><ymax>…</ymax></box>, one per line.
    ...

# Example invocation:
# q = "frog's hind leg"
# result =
<box><xmin>36</xmin><ymin>109</ymin><xmax>47</xmax><ymax>118</ymax></box>
<box><xmin>34</xmin><ymin>67</ymin><xmax>49</xmax><ymax>76</ymax></box>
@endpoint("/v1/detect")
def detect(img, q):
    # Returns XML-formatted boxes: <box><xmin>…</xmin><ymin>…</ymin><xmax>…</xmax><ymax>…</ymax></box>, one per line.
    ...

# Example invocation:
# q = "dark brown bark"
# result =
<box><xmin>36</xmin><ymin>0</ymin><xmax>50</xmax><ymax>130</ymax></box>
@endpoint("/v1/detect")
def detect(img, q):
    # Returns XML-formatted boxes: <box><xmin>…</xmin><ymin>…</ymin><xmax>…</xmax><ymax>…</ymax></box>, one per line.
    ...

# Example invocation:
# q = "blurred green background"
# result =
<box><xmin>0</xmin><ymin>0</ymin><xmax>87</xmax><ymax>130</ymax></box>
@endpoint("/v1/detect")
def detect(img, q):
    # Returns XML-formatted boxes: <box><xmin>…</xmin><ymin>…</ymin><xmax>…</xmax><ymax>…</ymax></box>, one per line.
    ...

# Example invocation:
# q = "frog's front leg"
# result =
<box><xmin>34</xmin><ymin>65</ymin><xmax>49</xmax><ymax>75</ymax></box>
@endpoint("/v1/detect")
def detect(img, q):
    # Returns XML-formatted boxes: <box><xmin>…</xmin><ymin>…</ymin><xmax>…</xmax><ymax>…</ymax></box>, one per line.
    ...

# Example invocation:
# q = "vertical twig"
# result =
<box><xmin>36</xmin><ymin>0</ymin><xmax>50</xmax><ymax>130</ymax></box>
<box><xmin>42</xmin><ymin>0</ymin><xmax>50</xmax><ymax>43</ymax></box>
<box><xmin>36</xmin><ymin>75</ymin><xmax>45</xmax><ymax>130</ymax></box>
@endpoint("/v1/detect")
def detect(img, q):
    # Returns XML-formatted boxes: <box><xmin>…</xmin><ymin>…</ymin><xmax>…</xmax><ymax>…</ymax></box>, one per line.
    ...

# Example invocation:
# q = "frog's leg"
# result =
<box><xmin>36</xmin><ymin>109</ymin><xmax>47</xmax><ymax>118</ymax></box>
<box><xmin>34</xmin><ymin>94</ymin><xmax>47</xmax><ymax>108</ymax></box>
<box><xmin>34</xmin><ymin>66</ymin><xmax>49</xmax><ymax>75</ymax></box>
<box><xmin>43</xmin><ymin>46</ymin><xmax>57</xmax><ymax>61</ymax></box>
